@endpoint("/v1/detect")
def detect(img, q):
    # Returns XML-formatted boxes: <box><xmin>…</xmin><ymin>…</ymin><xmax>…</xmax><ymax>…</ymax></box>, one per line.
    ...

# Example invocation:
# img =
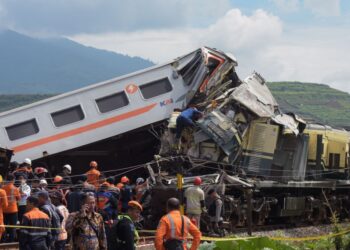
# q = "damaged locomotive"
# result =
<box><xmin>140</xmin><ymin>48</ymin><xmax>350</xmax><ymax>233</ymax></box>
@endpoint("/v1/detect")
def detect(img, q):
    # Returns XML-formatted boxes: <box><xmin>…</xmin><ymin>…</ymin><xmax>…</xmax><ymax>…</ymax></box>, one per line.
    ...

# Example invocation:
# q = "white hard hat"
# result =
<box><xmin>63</xmin><ymin>164</ymin><xmax>72</xmax><ymax>173</ymax></box>
<box><xmin>23</xmin><ymin>158</ymin><xmax>32</xmax><ymax>165</ymax></box>
<box><xmin>40</xmin><ymin>179</ymin><xmax>48</xmax><ymax>185</ymax></box>
<box><xmin>136</xmin><ymin>177</ymin><xmax>145</xmax><ymax>185</ymax></box>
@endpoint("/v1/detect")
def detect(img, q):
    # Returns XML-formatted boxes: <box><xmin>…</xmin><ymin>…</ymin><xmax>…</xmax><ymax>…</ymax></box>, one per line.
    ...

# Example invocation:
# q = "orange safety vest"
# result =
<box><xmin>2</xmin><ymin>183</ymin><xmax>20</xmax><ymax>214</ymax></box>
<box><xmin>0</xmin><ymin>188</ymin><xmax>8</xmax><ymax>239</ymax></box>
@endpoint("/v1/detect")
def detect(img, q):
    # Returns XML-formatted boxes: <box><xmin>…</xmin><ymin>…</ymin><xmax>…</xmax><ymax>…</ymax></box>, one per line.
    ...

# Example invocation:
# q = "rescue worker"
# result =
<box><xmin>31</xmin><ymin>177</ymin><xmax>41</xmax><ymax>195</ymax></box>
<box><xmin>60</xmin><ymin>164</ymin><xmax>72</xmax><ymax>185</ymax></box>
<box><xmin>80</xmin><ymin>175</ymin><xmax>96</xmax><ymax>192</ymax></box>
<box><xmin>155</xmin><ymin>197</ymin><xmax>201</xmax><ymax>250</ymax></box>
<box><xmin>134</xmin><ymin>177</ymin><xmax>148</xmax><ymax>202</ymax></box>
<box><xmin>19</xmin><ymin>196</ymin><xmax>51</xmax><ymax>250</ymax></box>
<box><xmin>120</xmin><ymin>176</ymin><xmax>133</xmax><ymax>213</ymax></box>
<box><xmin>0</xmin><ymin>176</ymin><xmax>8</xmax><ymax>240</ymax></box>
<box><xmin>207</xmin><ymin>189</ymin><xmax>224</xmax><ymax>236</ymax></box>
<box><xmin>18</xmin><ymin>174</ymin><xmax>31</xmax><ymax>222</ymax></box>
<box><xmin>53</xmin><ymin>175</ymin><xmax>69</xmax><ymax>205</ymax></box>
<box><xmin>66</xmin><ymin>192</ymin><xmax>107</xmax><ymax>250</ymax></box>
<box><xmin>3</xmin><ymin>174</ymin><xmax>21</xmax><ymax>242</ymax></box>
<box><xmin>39</xmin><ymin>179</ymin><xmax>48</xmax><ymax>191</ymax></box>
<box><xmin>85</xmin><ymin>161</ymin><xmax>101</xmax><ymax>189</ymax></box>
<box><xmin>110</xmin><ymin>200</ymin><xmax>143</xmax><ymax>250</ymax></box>
<box><xmin>50</xmin><ymin>191</ymin><xmax>69</xmax><ymax>250</ymax></box>
<box><xmin>96</xmin><ymin>182</ymin><xmax>118</xmax><ymax>221</ymax></box>
<box><xmin>184</xmin><ymin>177</ymin><xmax>205</xmax><ymax>229</ymax></box>
<box><xmin>175</xmin><ymin>107</ymin><xmax>203</xmax><ymax>139</ymax></box>
<box><xmin>34</xmin><ymin>167</ymin><xmax>48</xmax><ymax>180</ymax></box>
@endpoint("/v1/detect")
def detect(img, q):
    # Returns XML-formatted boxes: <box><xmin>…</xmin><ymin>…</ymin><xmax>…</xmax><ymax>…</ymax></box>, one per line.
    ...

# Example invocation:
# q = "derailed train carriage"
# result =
<box><xmin>140</xmin><ymin>70</ymin><xmax>350</xmax><ymax>231</ymax></box>
<box><xmin>0</xmin><ymin>44</ymin><xmax>349</xmax><ymax>231</ymax></box>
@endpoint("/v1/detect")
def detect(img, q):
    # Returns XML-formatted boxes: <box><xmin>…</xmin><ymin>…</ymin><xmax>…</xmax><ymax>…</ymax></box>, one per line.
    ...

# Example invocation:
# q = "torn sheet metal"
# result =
<box><xmin>230</xmin><ymin>72</ymin><xmax>278</xmax><ymax>117</ymax></box>
<box><xmin>197</xmin><ymin>110</ymin><xmax>242</xmax><ymax>155</ymax></box>
<box><xmin>229</xmin><ymin>72</ymin><xmax>305</xmax><ymax>135</ymax></box>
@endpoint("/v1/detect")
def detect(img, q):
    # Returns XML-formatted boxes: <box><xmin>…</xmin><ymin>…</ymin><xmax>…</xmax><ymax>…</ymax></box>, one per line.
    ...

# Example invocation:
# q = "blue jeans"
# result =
<box><xmin>176</xmin><ymin>116</ymin><xmax>194</xmax><ymax>139</ymax></box>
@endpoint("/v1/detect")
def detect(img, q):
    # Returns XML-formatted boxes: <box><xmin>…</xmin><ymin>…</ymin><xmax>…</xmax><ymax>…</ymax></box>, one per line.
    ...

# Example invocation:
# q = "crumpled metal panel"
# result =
<box><xmin>197</xmin><ymin>110</ymin><xmax>241</xmax><ymax>155</ymax></box>
<box><xmin>230</xmin><ymin>72</ymin><xmax>277</xmax><ymax>117</ymax></box>
<box><xmin>230</xmin><ymin>72</ymin><xmax>305</xmax><ymax>135</ymax></box>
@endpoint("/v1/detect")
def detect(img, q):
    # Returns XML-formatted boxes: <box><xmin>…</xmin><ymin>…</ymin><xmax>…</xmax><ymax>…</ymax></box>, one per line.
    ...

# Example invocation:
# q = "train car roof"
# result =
<box><xmin>0</xmin><ymin>46</ymin><xmax>236</xmax><ymax>118</ymax></box>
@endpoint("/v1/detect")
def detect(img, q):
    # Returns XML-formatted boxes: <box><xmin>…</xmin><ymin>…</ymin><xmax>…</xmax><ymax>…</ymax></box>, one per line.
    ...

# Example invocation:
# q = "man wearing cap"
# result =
<box><xmin>184</xmin><ymin>177</ymin><xmax>205</xmax><ymax>229</ymax></box>
<box><xmin>85</xmin><ymin>161</ymin><xmax>101</xmax><ymax>189</ymax></box>
<box><xmin>110</xmin><ymin>200</ymin><xmax>142</xmax><ymax>250</ymax></box>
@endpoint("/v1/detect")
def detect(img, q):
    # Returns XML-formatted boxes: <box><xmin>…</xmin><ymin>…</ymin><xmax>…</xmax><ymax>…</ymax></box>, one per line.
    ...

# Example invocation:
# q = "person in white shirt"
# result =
<box><xmin>184</xmin><ymin>177</ymin><xmax>205</xmax><ymax>229</ymax></box>
<box><xmin>17</xmin><ymin>174</ymin><xmax>31</xmax><ymax>222</ymax></box>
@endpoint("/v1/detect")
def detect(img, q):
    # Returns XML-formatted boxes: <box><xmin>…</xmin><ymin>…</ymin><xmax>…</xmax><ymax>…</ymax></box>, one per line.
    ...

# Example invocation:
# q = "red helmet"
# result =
<box><xmin>121</xmin><ymin>176</ymin><xmax>129</xmax><ymax>184</ymax></box>
<box><xmin>34</xmin><ymin>167</ymin><xmax>48</xmax><ymax>175</ymax></box>
<box><xmin>194</xmin><ymin>177</ymin><xmax>202</xmax><ymax>186</ymax></box>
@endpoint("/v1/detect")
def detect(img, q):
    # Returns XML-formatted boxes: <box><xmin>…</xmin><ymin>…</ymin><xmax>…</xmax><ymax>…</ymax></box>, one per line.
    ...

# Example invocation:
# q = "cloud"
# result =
<box><xmin>304</xmin><ymin>0</ymin><xmax>340</xmax><ymax>16</ymax></box>
<box><xmin>270</xmin><ymin>0</ymin><xmax>300</xmax><ymax>12</ymax></box>
<box><xmin>0</xmin><ymin>0</ymin><xmax>231</xmax><ymax>35</ymax></box>
<box><xmin>71</xmin><ymin>9</ymin><xmax>282</xmax><ymax>62</ymax></box>
<box><xmin>71</xmin><ymin>8</ymin><xmax>350</xmax><ymax>93</ymax></box>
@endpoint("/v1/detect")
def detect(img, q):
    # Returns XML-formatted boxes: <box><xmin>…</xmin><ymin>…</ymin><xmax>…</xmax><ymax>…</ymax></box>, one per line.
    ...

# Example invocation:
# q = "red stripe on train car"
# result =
<box><xmin>13</xmin><ymin>103</ymin><xmax>157</xmax><ymax>153</ymax></box>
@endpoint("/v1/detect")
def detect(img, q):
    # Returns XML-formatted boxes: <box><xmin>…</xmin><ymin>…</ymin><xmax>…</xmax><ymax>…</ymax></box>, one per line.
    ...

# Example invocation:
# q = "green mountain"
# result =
<box><xmin>268</xmin><ymin>82</ymin><xmax>350</xmax><ymax>128</ymax></box>
<box><xmin>0</xmin><ymin>30</ymin><xmax>153</xmax><ymax>93</ymax></box>
<box><xmin>0</xmin><ymin>82</ymin><xmax>349</xmax><ymax>128</ymax></box>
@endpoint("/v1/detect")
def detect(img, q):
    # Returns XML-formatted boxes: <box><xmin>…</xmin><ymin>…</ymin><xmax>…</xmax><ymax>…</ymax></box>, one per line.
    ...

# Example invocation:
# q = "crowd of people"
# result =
<box><xmin>0</xmin><ymin>156</ymin><xmax>224</xmax><ymax>250</ymax></box>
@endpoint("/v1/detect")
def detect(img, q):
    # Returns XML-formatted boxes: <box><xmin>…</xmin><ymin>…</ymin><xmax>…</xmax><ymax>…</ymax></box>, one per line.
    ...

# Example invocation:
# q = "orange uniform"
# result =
<box><xmin>85</xmin><ymin>168</ymin><xmax>101</xmax><ymax>189</ymax></box>
<box><xmin>0</xmin><ymin>188</ymin><xmax>8</xmax><ymax>239</ymax></box>
<box><xmin>155</xmin><ymin>210</ymin><xmax>201</xmax><ymax>250</ymax></box>
<box><xmin>2</xmin><ymin>183</ymin><xmax>20</xmax><ymax>213</ymax></box>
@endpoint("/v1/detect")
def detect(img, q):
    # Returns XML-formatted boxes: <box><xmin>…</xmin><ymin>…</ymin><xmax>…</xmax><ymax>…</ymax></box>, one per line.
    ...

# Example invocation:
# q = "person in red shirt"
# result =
<box><xmin>3</xmin><ymin>174</ymin><xmax>21</xmax><ymax>242</ymax></box>
<box><xmin>85</xmin><ymin>161</ymin><xmax>101</xmax><ymax>189</ymax></box>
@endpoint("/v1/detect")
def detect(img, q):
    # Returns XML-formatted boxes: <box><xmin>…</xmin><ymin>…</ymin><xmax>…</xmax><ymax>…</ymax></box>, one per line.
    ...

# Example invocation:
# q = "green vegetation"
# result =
<box><xmin>0</xmin><ymin>82</ymin><xmax>350</xmax><ymax>129</ymax></box>
<box><xmin>198</xmin><ymin>233</ymin><xmax>350</xmax><ymax>250</ymax></box>
<box><xmin>268</xmin><ymin>82</ymin><xmax>350</xmax><ymax>128</ymax></box>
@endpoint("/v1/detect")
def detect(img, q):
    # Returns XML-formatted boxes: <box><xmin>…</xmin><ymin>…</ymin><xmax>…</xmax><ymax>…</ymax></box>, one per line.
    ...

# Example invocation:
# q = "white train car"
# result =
<box><xmin>0</xmin><ymin>47</ymin><xmax>237</xmax><ymax>162</ymax></box>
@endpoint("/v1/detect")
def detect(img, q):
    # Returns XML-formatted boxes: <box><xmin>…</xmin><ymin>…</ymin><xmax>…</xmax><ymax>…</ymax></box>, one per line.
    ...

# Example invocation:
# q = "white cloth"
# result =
<box><xmin>184</xmin><ymin>186</ymin><xmax>204</xmax><ymax>215</ymax></box>
<box><xmin>18</xmin><ymin>183</ymin><xmax>31</xmax><ymax>206</ymax></box>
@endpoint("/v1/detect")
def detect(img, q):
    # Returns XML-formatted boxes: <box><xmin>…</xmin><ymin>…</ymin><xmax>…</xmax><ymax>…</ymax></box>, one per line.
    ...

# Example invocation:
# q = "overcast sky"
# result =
<box><xmin>1</xmin><ymin>0</ymin><xmax>349</xmax><ymax>92</ymax></box>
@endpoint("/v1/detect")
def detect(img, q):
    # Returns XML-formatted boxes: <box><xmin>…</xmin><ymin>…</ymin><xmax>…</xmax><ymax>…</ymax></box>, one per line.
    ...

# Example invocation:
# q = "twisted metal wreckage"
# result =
<box><xmin>138</xmin><ymin>47</ymin><xmax>350</xmax><ymax>233</ymax></box>
<box><xmin>0</xmin><ymin>47</ymin><xmax>349</xmax><ymax>234</ymax></box>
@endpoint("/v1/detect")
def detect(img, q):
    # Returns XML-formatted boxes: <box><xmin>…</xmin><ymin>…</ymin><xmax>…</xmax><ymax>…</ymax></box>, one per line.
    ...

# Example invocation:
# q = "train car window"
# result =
<box><xmin>140</xmin><ymin>78</ymin><xmax>172</xmax><ymax>99</ymax></box>
<box><xmin>51</xmin><ymin>105</ymin><xmax>85</xmax><ymax>127</ymax></box>
<box><xmin>6</xmin><ymin>119</ymin><xmax>39</xmax><ymax>141</ymax></box>
<box><xmin>96</xmin><ymin>92</ymin><xmax>129</xmax><ymax>113</ymax></box>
